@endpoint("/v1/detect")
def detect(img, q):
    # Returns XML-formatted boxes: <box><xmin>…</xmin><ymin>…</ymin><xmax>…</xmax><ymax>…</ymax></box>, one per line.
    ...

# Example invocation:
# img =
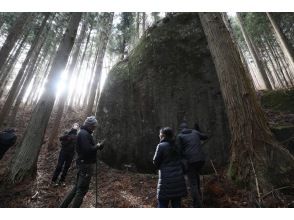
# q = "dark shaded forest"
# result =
<box><xmin>0</xmin><ymin>12</ymin><xmax>293</xmax><ymax>208</ymax></box>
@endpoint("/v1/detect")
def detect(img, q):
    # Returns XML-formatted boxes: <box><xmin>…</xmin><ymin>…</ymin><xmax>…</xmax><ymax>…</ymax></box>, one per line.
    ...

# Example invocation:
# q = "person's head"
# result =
<box><xmin>179</xmin><ymin>121</ymin><xmax>188</xmax><ymax>130</ymax></box>
<box><xmin>83</xmin><ymin>116</ymin><xmax>97</xmax><ymax>131</ymax></box>
<box><xmin>159</xmin><ymin>127</ymin><xmax>174</xmax><ymax>141</ymax></box>
<box><xmin>72</xmin><ymin>123</ymin><xmax>79</xmax><ymax>130</ymax></box>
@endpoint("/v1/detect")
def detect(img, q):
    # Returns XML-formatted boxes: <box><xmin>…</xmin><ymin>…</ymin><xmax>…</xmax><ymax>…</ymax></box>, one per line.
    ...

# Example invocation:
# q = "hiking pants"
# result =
<box><xmin>158</xmin><ymin>198</ymin><xmax>181</xmax><ymax>208</ymax></box>
<box><xmin>187</xmin><ymin>161</ymin><xmax>205</xmax><ymax>208</ymax></box>
<box><xmin>52</xmin><ymin>149</ymin><xmax>74</xmax><ymax>182</ymax></box>
<box><xmin>59</xmin><ymin>163</ymin><xmax>94</xmax><ymax>208</ymax></box>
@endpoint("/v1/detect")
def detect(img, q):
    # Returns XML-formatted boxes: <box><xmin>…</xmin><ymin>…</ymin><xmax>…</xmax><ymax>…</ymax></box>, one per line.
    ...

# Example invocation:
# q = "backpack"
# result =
<box><xmin>59</xmin><ymin>131</ymin><xmax>71</xmax><ymax>146</ymax></box>
<box><xmin>0</xmin><ymin>129</ymin><xmax>17</xmax><ymax>160</ymax></box>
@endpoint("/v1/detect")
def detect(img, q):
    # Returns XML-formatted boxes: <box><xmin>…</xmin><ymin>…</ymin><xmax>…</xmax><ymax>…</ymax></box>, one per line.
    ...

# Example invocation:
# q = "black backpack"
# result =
<box><xmin>0</xmin><ymin>129</ymin><xmax>17</xmax><ymax>160</ymax></box>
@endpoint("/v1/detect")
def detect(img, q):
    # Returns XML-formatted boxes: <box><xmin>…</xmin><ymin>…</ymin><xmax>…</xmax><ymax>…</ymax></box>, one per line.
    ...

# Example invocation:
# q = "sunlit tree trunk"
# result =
<box><xmin>236</xmin><ymin>13</ymin><xmax>272</xmax><ymax>90</ymax></box>
<box><xmin>0</xmin><ymin>13</ymin><xmax>33</xmax><ymax>75</ymax></box>
<box><xmin>9</xmin><ymin>13</ymin><xmax>82</xmax><ymax>183</ymax></box>
<box><xmin>0</xmin><ymin>34</ymin><xmax>28</xmax><ymax>93</ymax></box>
<box><xmin>199</xmin><ymin>13</ymin><xmax>294</xmax><ymax>193</ymax></box>
<box><xmin>85</xmin><ymin>12</ymin><xmax>113</xmax><ymax>116</ymax></box>
<box><xmin>47</xmin><ymin>13</ymin><xmax>87</xmax><ymax>149</ymax></box>
<box><xmin>0</xmin><ymin>14</ymin><xmax>49</xmax><ymax>128</ymax></box>
<box><xmin>266</xmin><ymin>13</ymin><xmax>294</xmax><ymax>73</ymax></box>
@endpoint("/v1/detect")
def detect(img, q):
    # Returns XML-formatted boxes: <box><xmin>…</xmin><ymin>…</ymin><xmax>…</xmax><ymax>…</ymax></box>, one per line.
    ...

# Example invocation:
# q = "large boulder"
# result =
<box><xmin>96</xmin><ymin>13</ymin><xmax>230</xmax><ymax>173</ymax></box>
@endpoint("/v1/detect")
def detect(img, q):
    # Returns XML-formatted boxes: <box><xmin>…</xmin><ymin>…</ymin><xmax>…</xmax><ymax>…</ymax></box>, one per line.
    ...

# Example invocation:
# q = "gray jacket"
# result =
<box><xmin>176</xmin><ymin>128</ymin><xmax>208</xmax><ymax>163</ymax></box>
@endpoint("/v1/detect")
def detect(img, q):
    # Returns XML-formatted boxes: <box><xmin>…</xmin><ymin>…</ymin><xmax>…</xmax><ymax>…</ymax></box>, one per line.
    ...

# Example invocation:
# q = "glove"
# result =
<box><xmin>96</xmin><ymin>139</ymin><xmax>106</xmax><ymax>150</ymax></box>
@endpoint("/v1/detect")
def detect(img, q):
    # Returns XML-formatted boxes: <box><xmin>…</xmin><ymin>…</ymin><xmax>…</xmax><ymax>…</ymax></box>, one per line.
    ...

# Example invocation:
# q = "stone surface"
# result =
<box><xmin>96</xmin><ymin>13</ymin><xmax>230</xmax><ymax>173</ymax></box>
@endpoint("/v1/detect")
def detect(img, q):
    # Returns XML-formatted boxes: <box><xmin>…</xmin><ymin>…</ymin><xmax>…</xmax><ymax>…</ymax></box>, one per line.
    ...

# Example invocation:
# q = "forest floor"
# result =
<box><xmin>0</xmin><ymin>90</ymin><xmax>294</xmax><ymax>208</ymax></box>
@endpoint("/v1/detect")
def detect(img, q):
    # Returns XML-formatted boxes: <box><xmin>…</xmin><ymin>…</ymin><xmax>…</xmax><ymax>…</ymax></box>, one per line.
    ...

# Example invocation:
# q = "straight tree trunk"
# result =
<box><xmin>136</xmin><ymin>12</ymin><xmax>140</xmax><ymax>39</ymax></box>
<box><xmin>68</xmin><ymin>22</ymin><xmax>93</xmax><ymax>107</ymax></box>
<box><xmin>0</xmin><ymin>14</ymin><xmax>50</xmax><ymax>127</ymax></box>
<box><xmin>0</xmin><ymin>34</ymin><xmax>28</xmax><ymax>91</ymax></box>
<box><xmin>47</xmin><ymin>14</ymin><xmax>87</xmax><ymax>149</ymax></box>
<box><xmin>142</xmin><ymin>12</ymin><xmax>146</xmax><ymax>33</ymax></box>
<box><xmin>266</xmin><ymin>13</ymin><xmax>294</xmax><ymax>73</ymax></box>
<box><xmin>0</xmin><ymin>13</ymin><xmax>33</xmax><ymax>75</ymax></box>
<box><xmin>85</xmin><ymin>12</ymin><xmax>113</xmax><ymax>116</ymax></box>
<box><xmin>9</xmin><ymin>13</ymin><xmax>82</xmax><ymax>183</ymax></box>
<box><xmin>236</xmin><ymin>13</ymin><xmax>273</xmax><ymax>90</ymax></box>
<box><xmin>8</xmin><ymin>30</ymin><xmax>49</xmax><ymax>126</ymax></box>
<box><xmin>198</xmin><ymin>13</ymin><xmax>294</xmax><ymax>192</ymax></box>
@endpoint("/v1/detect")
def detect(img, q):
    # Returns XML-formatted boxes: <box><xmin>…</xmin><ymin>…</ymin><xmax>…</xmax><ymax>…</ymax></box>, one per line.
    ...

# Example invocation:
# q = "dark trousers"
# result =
<box><xmin>187</xmin><ymin>161</ymin><xmax>205</xmax><ymax>208</ymax></box>
<box><xmin>59</xmin><ymin>163</ymin><xmax>94</xmax><ymax>208</ymax></box>
<box><xmin>52</xmin><ymin>149</ymin><xmax>74</xmax><ymax>182</ymax></box>
<box><xmin>158</xmin><ymin>198</ymin><xmax>181</xmax><ymax>208</ymax></box>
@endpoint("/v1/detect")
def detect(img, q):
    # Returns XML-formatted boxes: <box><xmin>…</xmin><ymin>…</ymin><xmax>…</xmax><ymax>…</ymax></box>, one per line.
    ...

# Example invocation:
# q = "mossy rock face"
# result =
<box><xmin>96</xmin><ymin>13</ymin><xmax>230</xmax><ymax>173</ymax></box>
<box><xmin>261</xmin><ymin>89</ymin><xmax>294</xmax><ymax>113</ymax></box>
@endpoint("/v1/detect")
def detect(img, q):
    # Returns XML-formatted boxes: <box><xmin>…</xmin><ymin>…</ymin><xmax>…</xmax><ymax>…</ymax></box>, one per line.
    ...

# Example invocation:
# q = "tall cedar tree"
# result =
<box><xmin>0</xmin><ymin>13</ymin><xmax>50</xmax><ymax>127</ymax></box>
<box><xmin>85</xmin><ymin>12</ymin><xmax>114</xmax><ymax>116</ymax></box>
<box><xmin>198</xmin><ymin>13</ymin><xmax>294</xmax><ymax>193</ymax></box>
<box><xmin>0</xmin><ymin>13</ymin><xmax>33</xmax><ymax>74</ymax></box>
<box><xmin>9</xmin><ymin>13</ymin><xmax>82</xmax><ymax>183</ymax></box>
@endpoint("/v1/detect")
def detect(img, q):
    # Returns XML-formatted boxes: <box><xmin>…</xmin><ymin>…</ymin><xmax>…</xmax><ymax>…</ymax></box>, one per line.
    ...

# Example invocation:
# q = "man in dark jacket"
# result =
<box><xmin>176</xmin><ymin>121</ymin><xmax>208</xmax><ymax>208</ymax></box>
<box><xmin>51</xmin><ymin>123</ymin><xmax>79</xmax><ymax>186</ymax></box>
<box><xmin>59</xmin><ymin>116</ymin><xmax>104</xmax><ymax>208</ymax></box>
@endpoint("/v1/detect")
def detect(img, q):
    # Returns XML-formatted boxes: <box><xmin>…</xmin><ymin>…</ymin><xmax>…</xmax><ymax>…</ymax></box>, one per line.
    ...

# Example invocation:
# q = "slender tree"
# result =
<box><xmin>236</xmin><ymin>13</ymin><xmax>273</xmax><ymax>90</ymax></box>
<box><xmin>0</xmin><ymin>14</ymin><xmax>50</xmax><ymax>127</ymax></box>
<box><xmin>9</xmin><ymin>13</ymin><xmax>82</xmax><ymax>183</ymax></box>
<box><xmin>0</xmin><ymin>13</ymin><xmax>33</xmax><ymax>74</ymax></box>
<box><xmin>85</xmin><ymin>12</ymin><xmax>114</xmax><ymax>116</ymax></box>
<box><xmin>199</xmin><ymin>13</ymin><xmax>294</xmax><ymax>193</ymax></box>
<box><xmin>266</xmin><ymin>13</ymin><xmax>294</xmax><ymax>73</ymax></box>
<box><xmin>47</xmin><ymin>14</ymin><xmax>88</xmax><ymax>149</ymax></box>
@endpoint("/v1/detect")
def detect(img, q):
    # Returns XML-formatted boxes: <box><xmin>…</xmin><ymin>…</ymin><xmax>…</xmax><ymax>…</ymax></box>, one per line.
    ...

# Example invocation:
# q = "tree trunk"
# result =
<box><xmin>0</xmin><ymin>14</ymin><xmax>50</xmax><ymax>128</ymax></box>
<box><xmin>142</xmin><ymin>12</ymin><xmax>146</xmax><ymax>33</ymax></box>
<box><xmin>9</xmin><ymin>13</ymin><xmax>82</xmax><ymax>183</ymax></box>
<box><xmin>0</xmin><ymin>13</ymin><xmax>33</xmax><ymax>75</ymax></box>
<box><xmin>8</xmin><ymin>29</ymin><xmax>49</xmax><ymax>126</ymax></box>
<box><xmin>47</xmin><ymin>14</ymin><xmax>87</xmax><ymax>149</ymax></box>
<box><xmin>0</xmin><ymin>34</ymin><xmax>28</xmax><ymax>92</ymax></box>
<box><xmin>266</xmin><ymin>13</ymin><xmax>294</xmax><ymax>73</ymax></box>
<box><xmin>198</xmin><ymin>13</ymin><xmax>294</xmax><ymax>192</ymax></box>
<box><xmin>68</xmin><ymin>22</ymin><xmax>93</xmax><ymax>107</ymax></box>
<box><xmin>85</xmin><ymin>12</ymin><xmax>113</xmax><ymax>116</ymax></box>
<box><xmin>236</xmin><ymin>13</ymin><xmax>273</xmax><ymax>90</ymax></box>
<box><xmin>136</xmin><ymin>12</ymin><xmax>140</xmax><ymax>39</ymax></box>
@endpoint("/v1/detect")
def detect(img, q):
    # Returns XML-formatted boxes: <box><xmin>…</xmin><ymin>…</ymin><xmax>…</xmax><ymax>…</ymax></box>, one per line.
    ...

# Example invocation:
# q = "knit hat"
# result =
<box><xmin>84</xmin><ymin>116</ymin><xmax>98</xmax><ymax>127</ymax></box>
<box><xmin>179</xmin><ymin>121</ymin><xmax>188</xmax><ymax>130</ymax></box>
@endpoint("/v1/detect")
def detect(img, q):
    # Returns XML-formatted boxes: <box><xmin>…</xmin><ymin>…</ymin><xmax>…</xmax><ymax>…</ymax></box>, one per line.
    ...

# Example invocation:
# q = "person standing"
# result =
<box><xmin>59</xmin><ymin>116</ymin><xmax>104</xmax><ymax>208</ymax></box>
<box><xmin>153</xmin><ymin>127</ymin><xmax>187</xmax><ymax>208</ymax></box>
<box><xmin>176</xmin><ymin>121</ymin><xmax>208</xmax><ymax>208</ymax></box>
<box><xmin>51</xmin><ymin>123</ymin><xmax>79</xmax><ymax>186</ymax></box>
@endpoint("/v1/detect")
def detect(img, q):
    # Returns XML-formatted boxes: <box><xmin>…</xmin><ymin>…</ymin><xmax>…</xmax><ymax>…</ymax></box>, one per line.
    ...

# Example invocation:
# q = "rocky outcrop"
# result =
<box><xmin>96</xmin><ymin>13</ymin><xmax>230</xmax><ymax>173</ymax></box>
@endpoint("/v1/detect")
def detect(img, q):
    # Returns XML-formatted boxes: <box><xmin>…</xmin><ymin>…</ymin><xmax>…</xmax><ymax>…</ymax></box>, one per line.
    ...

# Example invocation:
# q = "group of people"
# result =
<box><xmin>50</xmin><ymin>116</ymin><xmax>104</xmax><ymax>208</ymax></box>
<box><xmin>153</xmin><ymin>122</ymin><xmax>208</xmax><ymax>208</ymax></box>
<box><xmin>1</xmin><ymin>115</ymin><xmax>208</xmax><ymax>208</ymax></box>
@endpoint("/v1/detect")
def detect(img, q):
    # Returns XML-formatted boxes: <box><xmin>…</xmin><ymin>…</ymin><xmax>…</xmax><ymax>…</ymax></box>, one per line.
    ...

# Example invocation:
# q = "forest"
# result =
<box><xmin>0</xmin><ymin>12</ymin><xmax>293</xmax><ymax>208</ymax></box>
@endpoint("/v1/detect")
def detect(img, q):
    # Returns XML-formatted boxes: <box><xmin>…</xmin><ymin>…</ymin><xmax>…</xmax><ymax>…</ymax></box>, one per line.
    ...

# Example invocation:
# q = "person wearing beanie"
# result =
<box><xmin>51</xmin><ymin>123</ymin><xmax>79</xmax><ymax>187</ymax></box>
<box><xmin>60</xmin><ymin>116</ymin><xmax>105</xmax><ymax>208</ymax></box>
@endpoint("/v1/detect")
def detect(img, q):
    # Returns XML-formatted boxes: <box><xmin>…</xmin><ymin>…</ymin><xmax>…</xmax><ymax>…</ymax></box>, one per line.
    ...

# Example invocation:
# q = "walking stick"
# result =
<box><xmin>95</xmin><ymin>154</ymin><xmax>98</xmax><ymax>208</ymax></box>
